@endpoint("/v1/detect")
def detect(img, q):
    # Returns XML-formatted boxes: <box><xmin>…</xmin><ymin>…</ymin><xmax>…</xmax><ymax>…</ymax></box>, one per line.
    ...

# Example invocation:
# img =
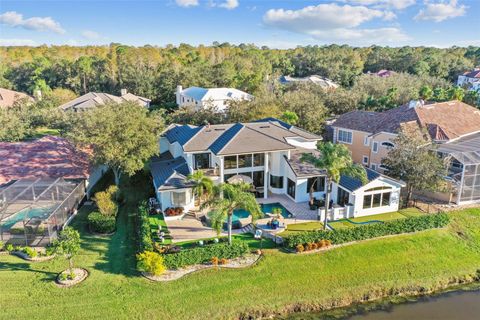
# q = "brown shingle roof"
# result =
<box><xmin>0</xmin><ymin>136</ymin><xmax>91</xmax><ymax>184</ymax></box>
<box><xmin>333</xmin><ymin>101</ymin><xmax>480</xmax><ymax>141</ymax></box>
<box><xmin>0</xmin><ymin>88</ymin><xmax>34</xmax><ymax>108</ymax></box>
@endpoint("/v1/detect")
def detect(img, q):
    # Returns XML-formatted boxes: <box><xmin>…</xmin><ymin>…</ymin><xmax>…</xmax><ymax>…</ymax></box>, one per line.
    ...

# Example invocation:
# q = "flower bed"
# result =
<box><xmin>283</xmin><ymin>212</ymin><xmax>450</xmax><ymax>249</ymax></box>
<box><xmin>163</xmin><ymin>207</ymin><xmax>185</xmax><ymax>221</ymax></box>
<box><xmin>56</xmin><ymin>268</ymin><xmax>89</xmax><ymax>287</ymax></box>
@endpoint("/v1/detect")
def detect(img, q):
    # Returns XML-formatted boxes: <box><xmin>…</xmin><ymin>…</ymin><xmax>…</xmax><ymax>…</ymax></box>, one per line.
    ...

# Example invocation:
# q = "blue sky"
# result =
<box><xmin>0</xmin><ymin>0</ymin><xmax>479</xmax><ymax>48</ymax></box>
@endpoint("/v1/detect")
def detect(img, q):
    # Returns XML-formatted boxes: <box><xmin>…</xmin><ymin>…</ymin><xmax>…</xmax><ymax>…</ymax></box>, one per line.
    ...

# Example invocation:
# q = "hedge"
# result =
<box><xmin>283</xmin><ymin>212</ymin><xmax>450</xmax><ymax>249</ymax></box>
<box><xmin>138</xmin><ymin>201</ymin><xmax>153</xmax><ymax>252</ymax></box>
<box><xmin>87</xmin><ymin>212</ymin><xmax>116</xmax><ymax>234</ymax></box>
<box><xmin>163</xmin><ymin>241</ymin><xmax>249</xmax><ymax>269</ymax></box>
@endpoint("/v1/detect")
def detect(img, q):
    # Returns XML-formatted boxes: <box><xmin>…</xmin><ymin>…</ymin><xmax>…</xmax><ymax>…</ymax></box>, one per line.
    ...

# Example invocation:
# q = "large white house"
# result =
<box><xmin>457</xmin><ymin>69</ymin><xmax>480</xmax><ymax>92</ymax></box>
<box><xmin>175</xmin><ymin>86</ymin><xmax>253</xmax><ymax>112</ymax></box>
<box><xmin>150</xmin><ymin>118</ymin><xmax>404</xmax><ymax>221</ymax></box>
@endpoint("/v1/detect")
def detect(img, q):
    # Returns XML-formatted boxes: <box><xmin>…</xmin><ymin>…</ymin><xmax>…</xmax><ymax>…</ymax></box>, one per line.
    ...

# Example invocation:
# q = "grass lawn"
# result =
<box><xmin>278</xmin><ymin>221</ymin><xmax>324</xmax><ymax>237</ymax></box>
<box><xmin>328</xmin><ymin>208</ymin><xmax>425</xmax><ymax>229</ymax></box>
<box><xmin>1</xmin><ymin>175</ymin><xmax>480</xmax><ymax>320</ymax></box>
<box><xmin>148</xmin><ymin>214</ymin><xmax>172</xmax><ymax>245</ymax></box>
<box><xmin>27</xmin><ymin>127</ymin><xmax>61</xmax><ymax>139</ymax></box>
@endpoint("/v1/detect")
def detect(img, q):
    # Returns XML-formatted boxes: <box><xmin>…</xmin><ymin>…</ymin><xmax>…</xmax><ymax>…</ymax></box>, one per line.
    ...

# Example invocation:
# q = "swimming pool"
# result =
<box><xmin>0</xmin><ymin>206</ymin><xmax>53</xmax><ymax>230</ymax></box>
<box><xmin>232</xmin><ymin>203</ymin><xmax>293</xmax><ymax>222</ymax></box>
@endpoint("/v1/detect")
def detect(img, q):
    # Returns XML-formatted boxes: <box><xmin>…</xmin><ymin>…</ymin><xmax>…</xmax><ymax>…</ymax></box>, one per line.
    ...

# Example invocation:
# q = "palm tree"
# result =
<box><xmin>202</xmin><ymin>183</ymin><xmax>261</xmax><ymax>245</ymax></box>
<box><xmin>187</xmin><ymin>170</ymin><xmax>214</xmax><ymax>206</ymax></box>
<box><xmin>302</xmin><ymin>142</ymin><xmax>367</xmax><ymax>230</ymax></box>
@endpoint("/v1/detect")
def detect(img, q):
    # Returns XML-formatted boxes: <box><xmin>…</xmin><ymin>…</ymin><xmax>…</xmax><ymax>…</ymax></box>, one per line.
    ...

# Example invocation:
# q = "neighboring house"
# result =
<box><xmin>0</xmin><ymin>136</ymin><xmax>106</xmax><ymax>246</ymax></box>
<box><xmin>331</xmin><ymin>100</ymin><xmax>480</xmax><ymax>205</ymax></box>
<box><xmin>366</xmin><ymin>70</ymin><xmax>396</xmax><ymax>78</ymax></box>
<box><xmin>59</xmin><ymin>89</ymin><xmax>150</xmax><ymax>112</ymax></box>
<box><xmin>0</xmin><ymin>135</ymin><xmax>104</xmax><ymax>195</ymax></box>
<box><xmin>175</xmin><ymin>86</ymin><xmax>253</xmax><ymax>112</ymax></box>
<box><xmin>151</xmin><ymin>118</ymin><xmax>404</xmax><ymax>220</ymax></box>
<box><xmin>279</xmin><ymin>75</ymin><xmax>339</xmax><ymax>89</ymax></box>
<box><xmin>457</xmin><ymin>69</ymin><xmax>480</xmax><ymax>92</ymax></box>
<box><xmin>0</xmin><ymin>88</ymin><xmax>34</xmax><ymax>108</ymax></box>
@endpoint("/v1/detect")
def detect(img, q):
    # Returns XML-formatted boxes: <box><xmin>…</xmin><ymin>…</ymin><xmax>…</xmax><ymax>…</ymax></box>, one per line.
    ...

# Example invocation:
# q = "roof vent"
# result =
<box><xmin>214</xmin><ymin>128</ymin><xmax>226</xmax><ymax>131</ymax></box>
<box><xmin>259</xmin><ymin>125</ymin><xmax>270</xmax><ymax>129</ymax></box>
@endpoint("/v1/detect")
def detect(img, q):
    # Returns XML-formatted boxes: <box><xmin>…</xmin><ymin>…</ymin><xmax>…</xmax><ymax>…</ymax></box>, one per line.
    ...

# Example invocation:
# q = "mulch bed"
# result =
<box><xmin>55</xmin><ymin>268</ymin><xmax>89</xmax><ymax>287</ymax></box>
<box><xmin>142</xmin><ymin>253</ymin><xmax>262</xmax><ymax>282</ymax></box>
<box><xmin>11</xmin><ymin>251</ymin><xmax>56</xmax><ymax>262</ymax></box>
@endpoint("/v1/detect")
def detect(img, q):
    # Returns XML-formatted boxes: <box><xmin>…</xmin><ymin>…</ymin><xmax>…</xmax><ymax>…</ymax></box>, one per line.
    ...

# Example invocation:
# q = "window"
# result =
<box><xmin>365</xmin><ymin>186</ymin><xmax>392</xmax><ymax>192</ymax></box>
<box><xmin>238</xmin><ymin>154</ymin><xmax>252</xmax><ymax>168</ymax></box>
<box><xmin>253</xmin><ymin>153</ymin><xmax>265</xmax><ymax>167</ymax></box>
<box><xmin>371</xmin><ymin>163</ymin><xmax>377</xmax><ymax>171</ymax></box>
<box><xmin>372</xmin><ymin>141</ymin><xmax>379</xmax><ymax>153</ymax></box>
<box><xmin>171</xmin><ymin>190</ymin><xmax>190</xmax><ymax>207</ymax></box>
<box><xmin>364</xmin><ymin>136</ymin><xmax>370</xmax><ymax>146</ymax></box>
<box><xmin>381</xmin><ymin>141</ymin><xmax>395</xmax><ymax>149</ymax></box>
<box><xmin>338</xmin><ymin>129</ymin><xmax>352</xmax><ymax>144</ymax></box>
<box><xmin>287</xmin><ymin>178</ymin><xmax>296</xmax><ymax>199</ymax></box>
<box><xmin>307</xmin><ymin>177</ymin><xmax>325</xmax><ymax>193</ymax></box>
<box><xmin>193</xmin><ymin>153</ymin><xmax>210</xmax><ymax>170</ymax></box>
<box><xmin>252</xmin><ymin>171</ymin><xmax>264</xmax><ymax>187</ymax></box>
<box><xmin>224</xmin><ymin>156</ymin><xmax>237</xmax><ymax>169</ymax></box>
<box><xmin>372</xmin><ymin>193</ymin><xmax>381</xmax><ymax>207</ymax></box>
<box><xmin>270</xmin><ymin>174</ymin><xmax>283</xmax><ymax>188</ymax></box>
<box><xmin>382</xmin><ymin>192</ymin><xmax>391</xmax><ymax>206</ymax></box>
<box><xmin>362</xmin><ymin>156</ymin><xmax>369</xmax><ymax>165</ymax></box>
<box><xmin>363</xmin><ymin>194</ymin><xmax>372</xmax><ymax>209</ymax></box>
<box><xmin>337</xmin><ymin>187</ymin><xmax>350</xmax><ymax>206</ymax></box>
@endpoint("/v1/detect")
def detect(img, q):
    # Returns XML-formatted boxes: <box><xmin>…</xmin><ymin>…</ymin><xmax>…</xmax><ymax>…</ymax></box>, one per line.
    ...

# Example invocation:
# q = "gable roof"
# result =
<box><xmin>0</xmin><ymin>136</ymin><xmax>91</xmax><ymax>184</ymax></box>
<box><xmin>150</xmin><ymin>151</ymin><xmax>193</xmax><ymax>191</ymax></box>
<box><xmin>339</xmin><ymin>168</ymin><xmax>381</xmax><ymax>192</ymax></box>
<box><xmin>0</xmin><ymin>88</ymin><xmax>34</xmax><ymax>108</ymax></box>
<box><xmin>59</xmin><ymin>92</ymin><xmax>149</xmax><ymax>112</ymax></box>
<box><xmin>463</xmin><ymin>69</ymin><xmax>480</xmax><ymax>78</ymax></box>
<box><xmin>332</xmin><ymin>100</ymin><xmax>480</xmax><ymax>142</ymax></box>
<box><xmin>163</xmin><ymin>118</ymin><xmax>322</xmax><ymax>156</ymax></box>
<box><xmin>181</xmin><ymin>87</ymin><xmax>252</xmax><ymax>102</ymax></box>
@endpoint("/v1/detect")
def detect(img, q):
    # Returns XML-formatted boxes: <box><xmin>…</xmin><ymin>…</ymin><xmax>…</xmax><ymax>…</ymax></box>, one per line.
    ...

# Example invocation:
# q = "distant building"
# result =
<box><xmin>59</xmin><ymin>89</ymin><xmax>150</xmax><ymax>112</ymax></box>
<box><xmin>457</xmin><ymin>69</ymin><xmax>480</xmax><ymax>92</ymax></box>
<box><xmin>0</xmin><ymin>88</ymin><xmax>34</xmax><ymax>108</ymax></box>
<box><xmin>175</xmin><ymin>86</ymin><xmax>253</xmax><ymax>112</ymax></box>
<box><xmin>279</xmin><ymin>75</ymin><xmax>339</xmax><ymax>89</ymax></box>
<box><xmin>367</xmin><ymin>69</ymin><xmax>396</xmax><ymax>78</ymax></box>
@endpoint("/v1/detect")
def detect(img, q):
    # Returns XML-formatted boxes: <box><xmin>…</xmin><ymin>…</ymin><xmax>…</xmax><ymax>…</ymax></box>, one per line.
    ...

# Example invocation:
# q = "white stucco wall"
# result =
<box><xmin>157</xmin><ymin>189</ymin><xmax>195</xmax><ymax>212</ymax></box>
<box><xmin>351</xmin><ymin>178</ymin><xmax>402</xmax><ymax>217</ymax></box>
<box><xmin>86</xmin><ymin>164</ymin><xmax>108</xmax><ymax>197</ymax></box>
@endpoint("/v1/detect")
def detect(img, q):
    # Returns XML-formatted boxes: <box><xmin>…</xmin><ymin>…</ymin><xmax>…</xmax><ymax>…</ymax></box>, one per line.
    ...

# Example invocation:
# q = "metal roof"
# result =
<box><xmin>209</xmin><ymin>123</ymin><xmax>244</xmax><ymax>154</ymax></box>
<box><xmin>150</xmin><ymin>152</ymin><xmax>193</xmax><ymax>191</ymax></box>
<box><xmin>338</xmin><ymin>168</ymin><xmax>381</xmax><ymax>192</ymax></box>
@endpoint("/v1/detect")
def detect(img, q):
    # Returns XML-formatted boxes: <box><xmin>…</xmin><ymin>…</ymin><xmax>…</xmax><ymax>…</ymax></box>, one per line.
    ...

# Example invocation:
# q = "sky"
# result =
<box><xmin>0</xmin><ymin>0</ymin><xmax>479</xmax><ymax>48</ymax></box>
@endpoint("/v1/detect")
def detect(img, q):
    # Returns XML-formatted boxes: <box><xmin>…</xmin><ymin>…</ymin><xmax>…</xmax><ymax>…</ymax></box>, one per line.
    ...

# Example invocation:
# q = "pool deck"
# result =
<box><xmin>257</xmin><ymin>194</ymin><xmax>318</xmax><ymax>221</ymax></box>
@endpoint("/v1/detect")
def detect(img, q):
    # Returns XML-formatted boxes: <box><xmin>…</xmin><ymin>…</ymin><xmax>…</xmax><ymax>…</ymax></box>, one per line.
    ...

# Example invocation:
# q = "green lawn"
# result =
<box><xmin>27</xmin><ymin>127</ymin><xmax>61</xmax><ymax>139</ymax></box>
<box><xmin>148</xmin><ymin>214</ymin><xmax>172</xmax><ymax>244</ymax></box>
<box><xmin>328</xmin><ymin>208</ymin><xmax>425</xmax><ymax>229</ymax></box>
<box><xmin>278</xmin><ymin>221</ymin><xmax>324</xmax><ymax>237</ymax></box>
<box><xmin>1</xmin><ymin>176</ymin><xmax>480</xmax><ymax>320</ymax></box>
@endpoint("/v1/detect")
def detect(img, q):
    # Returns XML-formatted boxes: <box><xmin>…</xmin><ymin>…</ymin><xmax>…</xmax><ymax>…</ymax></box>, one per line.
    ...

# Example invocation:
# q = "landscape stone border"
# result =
<box><xmin>55</xmin><ymin>268</ymin><xmax>89</xmax><ymax>287</ymax></box>
<box><xmin>143</xmin><ymin>253</ymin><xmax>262</xmax><ymax>282</ymax></box>
<box><xmin>11</xmin><ymin>251</ymin><xmax>56</xmax><ymax>262</ymax></box>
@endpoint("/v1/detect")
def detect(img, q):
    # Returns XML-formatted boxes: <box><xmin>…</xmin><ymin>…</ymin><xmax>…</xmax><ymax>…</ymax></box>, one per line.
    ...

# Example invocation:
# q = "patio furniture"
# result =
<box><xmin>254</xmin><ymin>229</ymin><xmax>263</xmax><ymax>239</ymax></box>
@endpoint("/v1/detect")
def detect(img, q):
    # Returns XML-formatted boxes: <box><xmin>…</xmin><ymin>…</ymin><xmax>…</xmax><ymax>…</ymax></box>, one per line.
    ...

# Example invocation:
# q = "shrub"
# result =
<box><xmin>5</xmin><ymin>244</ymin><xmax>14</xmax><ymax>252</ymax></box>
<box><xmin>219</xmin><ymin>258</ymin><xmax>228</xmax><ymax>265</ymax></box>
<box><xmin>211</xmin><ymin>256</ymin><xmax>219</xmax><ymax>266</ymax></box>
<box><xmin>296</xmin><ymin>244</ymin><xmax>304</xmax><ymax>253</ymax></box>
<box><xmin>0</xmin><ymin>240</ymin><xmax>3</xmax><ymax>250</ymax></box>
<box><xmin>94</xmin><ymin>185</ymin><xmax>119</xmax><ymax>217</ymax></box>
<box><xmin>87</xmin><ymin>211</ymin><xmax>116</xmax><ymax>233</ymax></box>
<box><xmin>163</xmin><ymin>241</ymin><xmax>249</xmax><ymax>269</ymax></box>
<box><xmin>284</xmin><ymin>213</ymin><xmax>450</xmax><ymax>249</ymax></box>
<box><xmin>138</xmin><ymin>201</ymin><xmax>153</xmax><ymax>252</ymax></box>
<box><xmin>137</xmin><ymin>251</ymin><xmax>166</xmax><ymax>276</ymax></box>
<box><xmin>22</xmin><ymin>246</ymin><xmax>37</xmax><ymax>258</ymax></box>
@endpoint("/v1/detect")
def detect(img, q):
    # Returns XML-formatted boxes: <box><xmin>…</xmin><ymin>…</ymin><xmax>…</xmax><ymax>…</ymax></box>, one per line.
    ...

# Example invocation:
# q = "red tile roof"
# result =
<box><xmin>0</xmin><ymin>136</ymin><xmax>91</xmax><ymax>184</ymax></box>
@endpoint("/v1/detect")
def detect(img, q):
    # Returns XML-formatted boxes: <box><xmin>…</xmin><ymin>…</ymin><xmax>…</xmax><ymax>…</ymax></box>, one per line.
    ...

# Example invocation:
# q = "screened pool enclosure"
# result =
<box><xmin>0</xmin><ymin>178</ymin><xmax>86</xmax><ymax>246</ymax></box>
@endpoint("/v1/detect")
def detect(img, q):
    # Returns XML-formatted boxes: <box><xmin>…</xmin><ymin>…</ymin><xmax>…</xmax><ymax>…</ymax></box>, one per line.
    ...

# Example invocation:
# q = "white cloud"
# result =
<box><xmin>0</xmin><ymin>11</ymin><xmax>65</xmax><ymax>34</ymax></box>
<box><xmin>218</xmin><ymin>0</ymin><xmax>239</xmax><ymax>10</ymax></box>
<box><xmin>0</xmin><ymin>38</ymin><xmax>37</xmax><ymax>46</ymax></box>
<box><xmin>81</xmin><ymin>30</ymin><xmax>101</xmax><ymax>40</ymax></box>
<box><xmin>341</xmin><ymin>0</ymin><xmax>416</xmax><ymax>10</ymax></box>
<box><xmin>415</xmin><ymin>0</ymin><xmax>466</xmax><ymax>22</ymax></box>
<box><xmin>175</xmin><ymin>0</ymin><xmax>199</xmax><ymax>7</ymax></box>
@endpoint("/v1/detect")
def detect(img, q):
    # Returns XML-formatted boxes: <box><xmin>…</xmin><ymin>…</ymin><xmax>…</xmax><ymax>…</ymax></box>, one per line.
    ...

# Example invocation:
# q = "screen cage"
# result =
<box><xmin>0</xmin><ymin>178</ymin><xmax>86</xmax><ymax>247</ymax></box>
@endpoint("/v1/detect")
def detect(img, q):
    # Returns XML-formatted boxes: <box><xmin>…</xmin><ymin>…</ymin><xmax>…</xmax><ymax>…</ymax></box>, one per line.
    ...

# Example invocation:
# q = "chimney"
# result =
<box><xmin>120</xmin><ymin>88</ymin><xmax>127</xmax><ymax>96</ymax></box>
<box><xmin>176</xmin><ymin>85</ymin><xmax>183</xmax><ymax>105</ymax></box>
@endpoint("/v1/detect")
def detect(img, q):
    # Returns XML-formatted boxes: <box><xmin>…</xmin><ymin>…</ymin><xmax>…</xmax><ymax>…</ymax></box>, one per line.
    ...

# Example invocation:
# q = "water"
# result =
<box><xmin>232</xmin><ymin>203</ymin><xmax>292</xmax><ymax>222</ymax></box>
<box><xmin>0</xmin><ymin>206</ymin><xmax>52</xmax><ymax>229</ymax></box>
<box><xmin>281</xmin><ymin>288</ymin><xmax>480</xmax><ymax>320</ymax></box>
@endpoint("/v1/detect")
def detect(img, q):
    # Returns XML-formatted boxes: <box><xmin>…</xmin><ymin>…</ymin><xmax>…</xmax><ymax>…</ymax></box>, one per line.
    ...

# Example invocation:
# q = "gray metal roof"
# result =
<box><xmin>150</xmin><ymin>152</ymin><xmax>194</xmax><ymax>191</ymax></box>
<box><xmin>339</xmin><ymin>168</ymin><xmax>381</xmax><ymax>192</ymax></box>
<box><xmin>437</xmin><ymin>132</ymin><xmax>480</xmax><ymax>165</ymax></box>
